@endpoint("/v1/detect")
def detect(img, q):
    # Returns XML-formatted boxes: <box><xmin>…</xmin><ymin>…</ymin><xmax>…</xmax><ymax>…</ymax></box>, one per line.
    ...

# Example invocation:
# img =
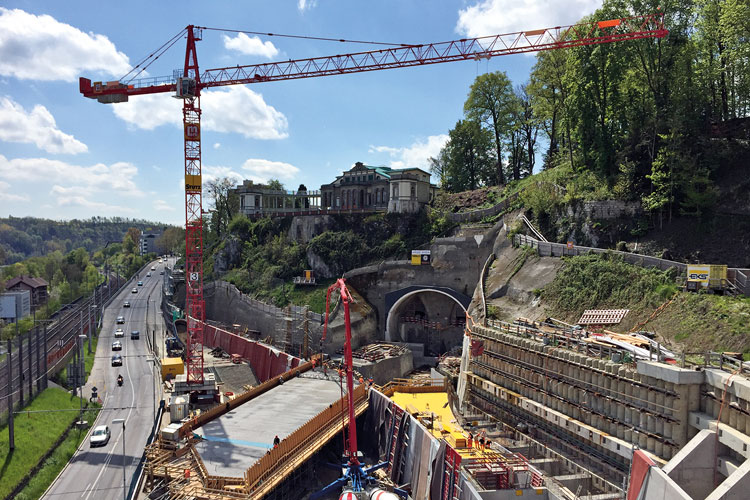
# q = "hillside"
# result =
<box><xmin>0</xmin><ymin>216</ymin><xmax>175</xmax><ymax>264</ymax></box>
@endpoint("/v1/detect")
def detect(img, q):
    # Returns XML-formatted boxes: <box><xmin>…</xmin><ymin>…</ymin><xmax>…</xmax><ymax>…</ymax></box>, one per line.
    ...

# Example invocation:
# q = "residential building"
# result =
<box><xmin>4</xmin><ymin>276</ymin><xmax>48</xmax><ymax>309</ymax></box>
<box><xmin>140</xmin><ymin>233</ymin><xmax>160</xmax><ymax>255</ymax></box>
<box><xmin>0</xmin><ymin>290</ymin><xmax>31</xmax><ymax>320</ymax></box>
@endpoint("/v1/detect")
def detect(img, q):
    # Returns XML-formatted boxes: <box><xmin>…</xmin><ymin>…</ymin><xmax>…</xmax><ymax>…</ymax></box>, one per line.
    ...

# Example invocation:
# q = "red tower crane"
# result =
<box><xmin>80</xmin><ymin>14</ymin><xmax>667</xmax><ymax>384</ymax></box>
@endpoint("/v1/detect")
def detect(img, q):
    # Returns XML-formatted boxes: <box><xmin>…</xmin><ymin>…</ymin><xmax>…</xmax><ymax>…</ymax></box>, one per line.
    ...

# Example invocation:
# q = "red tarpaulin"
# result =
<box><xmin>627</xmin><ymin>449</ymin><xmax>656</xmax><ymax>500</ymax></box>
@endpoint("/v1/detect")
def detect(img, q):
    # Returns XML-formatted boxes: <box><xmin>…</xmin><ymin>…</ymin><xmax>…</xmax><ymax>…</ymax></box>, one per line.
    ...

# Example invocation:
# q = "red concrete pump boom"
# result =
<box><xmin>79</xmin><ymin>13</ymin><xmax>667</xmax><ymax>385</ymax></box>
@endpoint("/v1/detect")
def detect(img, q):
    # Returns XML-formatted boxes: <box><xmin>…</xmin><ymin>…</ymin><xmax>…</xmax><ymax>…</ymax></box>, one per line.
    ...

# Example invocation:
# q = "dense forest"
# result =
<box><xmin>433</xmin><ymin>0</ymin><xmax>749</xmax><ymax>226</ymax></box>
<box><xmin>0</xmin><ymin>216</ymin><xmax>176</xmax><ymax>265</ymax></box>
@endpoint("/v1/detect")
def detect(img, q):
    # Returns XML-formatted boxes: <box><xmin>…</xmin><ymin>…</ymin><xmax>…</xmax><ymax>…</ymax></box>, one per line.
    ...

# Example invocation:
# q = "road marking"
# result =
<box><xmin>83</xmin><ymin>298</ymin><xmax>140</xmax><ymax>500</ymax></box>
<box><xmin>79</xmin><ymin>482</ymin><xmax>92</xmax><ymax>497</ymax></box>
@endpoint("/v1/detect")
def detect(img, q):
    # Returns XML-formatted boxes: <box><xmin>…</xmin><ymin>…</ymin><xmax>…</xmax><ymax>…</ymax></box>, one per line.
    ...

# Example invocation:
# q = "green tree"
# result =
<box><xmin>440</xmin><ymin>119</ymin><xmax>496</xmax><ymax>192</ymax></box>
<box><xmin>464</xmin><ymin>71</ymin><xmax>515</xmax><ymax>183</ymax></box>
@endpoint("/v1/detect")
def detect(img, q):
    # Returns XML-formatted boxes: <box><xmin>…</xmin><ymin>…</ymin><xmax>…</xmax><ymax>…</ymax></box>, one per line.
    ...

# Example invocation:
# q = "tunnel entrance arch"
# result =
<box><xmin>384</xmin><ymin>286</ymin><xmax>471</xmax><ymax>355</ymax></box>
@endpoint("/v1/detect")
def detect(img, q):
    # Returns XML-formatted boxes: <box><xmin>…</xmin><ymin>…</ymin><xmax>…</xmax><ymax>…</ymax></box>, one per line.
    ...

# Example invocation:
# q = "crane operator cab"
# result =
<box><xmin>175</xmin><ymin>77</ymin><xmax>197</xmax><ymax>98</ymax></box>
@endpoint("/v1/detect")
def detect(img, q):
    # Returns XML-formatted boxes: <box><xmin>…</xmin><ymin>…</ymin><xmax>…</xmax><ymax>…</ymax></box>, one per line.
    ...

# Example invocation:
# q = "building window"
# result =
<box><xmin>393</xmin><ymin>185</ymin><xmax>398</xmax><ymax>198</ymax></box>
<box><xmin>369</xmin><ymin>174</ymin><xmax>373</xmax><ymax>181</ymax></box>
<box><xmin>410</xmin><ymin>182</ymin><xmax>416</xmax><ymax>199</ymax></box>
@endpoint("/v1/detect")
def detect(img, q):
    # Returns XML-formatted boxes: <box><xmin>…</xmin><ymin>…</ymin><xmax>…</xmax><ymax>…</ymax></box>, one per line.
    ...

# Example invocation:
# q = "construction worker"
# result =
<box><xmin>273</xmin><ymin>435</ymin><xmax>280</xmax><ymax>448</ymax></box>
<box><xmin>478</xmin><ymin>436</ymin><xmax>485</xmax><ymax>452</ymax></box>
<box><xmin>358</xmin><ymin>376</ymin><xmax>365</xmax><ymax>385</ymax></box>
<box><xmin>368</xmin><ymin>377</ymin><xmax>374</xmax><ymax>388</ymax></box>
<box><xmin>467</xmin><ymin>432</ymin><xmax>473</xmax><ymax>449</ymax></box>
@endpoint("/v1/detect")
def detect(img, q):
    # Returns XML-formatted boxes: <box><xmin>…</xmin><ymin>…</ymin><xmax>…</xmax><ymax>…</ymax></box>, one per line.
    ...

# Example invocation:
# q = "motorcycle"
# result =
<box><xmin>117</xmin><ymin>375</ymin><xmax>123</xmax><ymax>387</ymax></box>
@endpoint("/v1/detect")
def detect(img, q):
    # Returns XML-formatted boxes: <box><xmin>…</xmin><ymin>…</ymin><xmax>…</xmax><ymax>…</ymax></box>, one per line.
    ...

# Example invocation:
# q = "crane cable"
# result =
<box><xmin>197</xmin><ymin>26</ymin><xmax>416</xmax><ymax>47</ymax></box>
<box><xmin>119</xmin><ymin>28</ymin><xmax>186</xmax><ymax>84</ymax></box>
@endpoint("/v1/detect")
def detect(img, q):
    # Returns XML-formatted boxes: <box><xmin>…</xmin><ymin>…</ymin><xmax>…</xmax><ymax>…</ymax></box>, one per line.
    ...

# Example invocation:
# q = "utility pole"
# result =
<box><xmin>17</xmin><ymin>320</ymin><xmax>23</xmax><ymax>407</ymax></box>
<box><xmin>86</xmin><ymin>300</ymin><xmax>96</xmax><ymax>354</ymax></box>
<box><xmin>7</xmin><ymin>339</ymin><xmax>14</xmax><ymax>450</ymax></box>
<box><xmin>28</xmin><ymin>323</ymin><xmax>33</xmax><ymax>398</ymax></box>
<box><xmin>42</xmin><ymin>324</ymin><xmax>48</xmax><ymax>390</ymax></box>
<box><xmin>35</xmin><ymin>325</ymin><xmax>41</xmax><ymax>392</ymax></box>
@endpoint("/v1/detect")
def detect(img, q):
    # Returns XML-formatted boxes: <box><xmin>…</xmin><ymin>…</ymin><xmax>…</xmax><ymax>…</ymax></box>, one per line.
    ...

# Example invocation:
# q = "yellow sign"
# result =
<box><xmin>687</xmin><ymin>265</ymin><xmax>710</xmax><ymax>283</ymax></box>
<box><xmin>185</xmin><ymin>174</ymin><xmax>202</xmax><ymax>192</ymax></box>
<box><xmin>411</xmin><ymin>254</ymin><xmax>422</xmax><ymax>265</ymax></box>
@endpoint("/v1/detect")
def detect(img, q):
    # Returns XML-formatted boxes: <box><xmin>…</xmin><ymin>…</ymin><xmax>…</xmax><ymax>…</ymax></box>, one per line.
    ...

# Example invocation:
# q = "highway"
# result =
<box><xmin>43</xmin><ymin>258</ymin><xmax>174</xmax><ymax>500</ymax></box>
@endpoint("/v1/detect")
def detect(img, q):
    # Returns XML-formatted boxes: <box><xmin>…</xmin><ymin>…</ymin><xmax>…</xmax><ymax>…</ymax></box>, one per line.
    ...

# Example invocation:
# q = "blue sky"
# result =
<box><xmin>0</xmin><ymin>1</ymin><xmax>602</xmax><ymax>225</ymax></box>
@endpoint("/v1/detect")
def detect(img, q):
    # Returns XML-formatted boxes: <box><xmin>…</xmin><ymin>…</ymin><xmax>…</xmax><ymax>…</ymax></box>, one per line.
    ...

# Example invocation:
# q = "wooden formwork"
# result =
<box><xmin>144</xmin><ymin>383</ymin><xmax>369</xmax><ymax>500</ymax></box>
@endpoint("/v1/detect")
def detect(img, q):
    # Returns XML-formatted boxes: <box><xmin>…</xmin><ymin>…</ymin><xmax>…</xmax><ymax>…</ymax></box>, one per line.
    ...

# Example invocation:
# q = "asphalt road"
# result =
<box><xmin>43</xmin><ymin>258</ymin><xmax>175</xmax><ymax>500</ymax></box>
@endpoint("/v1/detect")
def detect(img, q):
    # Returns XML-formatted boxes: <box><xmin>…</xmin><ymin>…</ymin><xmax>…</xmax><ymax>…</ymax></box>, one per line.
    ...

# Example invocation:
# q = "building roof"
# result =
<box><xmin>5</xmin><ymin>275</ymin><xmax>49</xmax><ymax>289</ymax></box>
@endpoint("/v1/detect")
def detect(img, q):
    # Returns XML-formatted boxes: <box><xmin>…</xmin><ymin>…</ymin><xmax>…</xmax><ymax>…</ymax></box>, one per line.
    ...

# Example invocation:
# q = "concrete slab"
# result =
<box><xmin>690</xmin><ymin>412</ymin><xmax>750</xmax><ymax>459</ymax></box>
<box><xmin>193</xmin><ymin>375</ymin><xmax>344</xmax><ymax>477</ymax></box>
<box><xmin>637</xmin><ymin>361</ymin><xmax>704</xmax><ymax>385</ymax></box>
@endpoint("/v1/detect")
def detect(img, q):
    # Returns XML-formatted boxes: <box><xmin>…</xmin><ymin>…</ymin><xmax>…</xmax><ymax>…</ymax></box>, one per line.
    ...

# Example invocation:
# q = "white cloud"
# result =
<box><xmin>153</xmin><ymin>199</ymin><xmax>175</xmax><ymax>212</ymax></box>
<box><xmin>0</xmin><ymin>8</ymin><xmax>131</xmax><ymax>81</ymax></box>
<box><xmin>213</xmin><ymin>143</ymin><xmax>221</xmax><ymax>149</ymax></box>
<box><xmin>223</xmin><ymin>33</ymin><xmax>279</xmax><ymax>58</ymax></box>
<box><xmin>0</xmin><ymin>154</ymin><xmax>143</xmax><ymax>197</ymax></box>
<box><xmin>298</xmin><ymin>0</ymin><xmax>318</xmax><ymax>12</ymax></box>
<box><xmin>112</xmin><ymin>86</ymin><xmax>288</xmax><ymax>139</ymax></box>
<box><xmin>0</xmin><ymin>96</ymin><xmax>88</xmax><ymax>154</ymax></box>
<box><xmin>0</xmin><ymin>180</ymin><xmax>29</xmax><ymax>202</ymax></box>
<box><xmin>456</xmin><ymin>0</ymin><xmax>602</xmax><ymax>38</ymax></box>
<box><xmin>202</xmin><ymin>165</ymin><xmax>245</xmax><ymax>186</ymax></box>
<box><xmin>241</xmin><ymin>158</ymin><xmax>300</xmax><ymax>181</ymax></box>
<box><xmin>369</xmin><ymin>134</ymin><xmax>449</xmax><ymax>170</ymax></box>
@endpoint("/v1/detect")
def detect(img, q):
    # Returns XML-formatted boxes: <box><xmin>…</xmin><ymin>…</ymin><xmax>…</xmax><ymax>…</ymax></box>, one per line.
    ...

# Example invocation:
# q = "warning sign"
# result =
<box><xmin>411</xmin><ymin>250</ymin><xmax>431</xmax><ymax>266</ymax></box>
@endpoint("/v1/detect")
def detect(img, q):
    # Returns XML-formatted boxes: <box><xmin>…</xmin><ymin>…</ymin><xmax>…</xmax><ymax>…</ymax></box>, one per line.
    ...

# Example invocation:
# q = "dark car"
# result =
<box><xmin>111</xmin><ymin>354</ymin><xmax>123</xmax><ymax>367</ymax></box>
<box><xmin>130</xmin><ymin>330</ymin><xmax>140</xmax><ymax>340</ymax></box>
<box><xmin>123</xmin><ymin>301</ymin><xmax>130</xmax><ymax>308</ymax></box>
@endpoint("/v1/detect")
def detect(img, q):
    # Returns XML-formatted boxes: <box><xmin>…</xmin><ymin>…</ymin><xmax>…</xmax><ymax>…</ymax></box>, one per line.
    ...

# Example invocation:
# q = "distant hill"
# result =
<box><xmin>0</xmin><ymin>216</ymin><xmax>175</xmax><ymax>264</ymax></box>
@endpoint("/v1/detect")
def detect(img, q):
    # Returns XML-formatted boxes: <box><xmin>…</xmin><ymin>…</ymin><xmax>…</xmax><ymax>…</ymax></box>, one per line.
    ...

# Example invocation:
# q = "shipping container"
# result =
<box><xmin>161</xmin><ymin>357</ymin><xmax>184</xmax><ymax>381</ymax></box>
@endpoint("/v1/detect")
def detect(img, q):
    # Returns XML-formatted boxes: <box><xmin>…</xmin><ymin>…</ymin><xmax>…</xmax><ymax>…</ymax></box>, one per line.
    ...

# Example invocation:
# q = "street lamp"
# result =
<box><xmin>112</xmin><ymin>418</ymin><xmax>126</xmax><ymax>500</ymax></box>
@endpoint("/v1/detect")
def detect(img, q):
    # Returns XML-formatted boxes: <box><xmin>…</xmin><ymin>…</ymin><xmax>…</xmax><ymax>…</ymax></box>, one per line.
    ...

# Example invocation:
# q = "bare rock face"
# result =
<box><xmin>288</xmin><ymin>215</ymin><xmax>332</xmax><ymax>243</ymax></box>
<box><xmin>213</xmin><ymin>236</ymin><xmax>242</xmax><ymax>275</ymax></box>
<box><xmin>306</xmin><ymin>247</ymin><xmax>335</xmax><ymax>278</ymax></box>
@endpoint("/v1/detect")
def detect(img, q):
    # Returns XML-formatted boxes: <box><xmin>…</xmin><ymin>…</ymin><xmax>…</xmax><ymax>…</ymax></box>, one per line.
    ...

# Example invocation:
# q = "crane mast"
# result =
<box><xmin>79</xmin><ymin>14</ymin><xmax>668</xmax><ymax>386</ymax></box>
<box><xmin>181</xmin><ymin>26</ymin><xmax>205</xmax><ymax>384</ymax></box>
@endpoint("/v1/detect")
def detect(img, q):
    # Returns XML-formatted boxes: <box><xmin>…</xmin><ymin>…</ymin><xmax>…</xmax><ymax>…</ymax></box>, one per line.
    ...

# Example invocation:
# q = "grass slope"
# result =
<box><xmin>0</xmin><ymin>387</ymin><xmax>86</xmax><ymax>498</ymax></box>
<box><xmin>542</xmin><ymin>252</ymin><xmax>750</xmax><ymax>355</ymax></box>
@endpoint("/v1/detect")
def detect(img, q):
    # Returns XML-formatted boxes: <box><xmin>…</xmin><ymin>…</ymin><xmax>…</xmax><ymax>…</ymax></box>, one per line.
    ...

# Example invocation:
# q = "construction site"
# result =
<box><xmin>61</xmin><ymin>8</ymin><xmax>750</xmax><ymax>500</ymax></box>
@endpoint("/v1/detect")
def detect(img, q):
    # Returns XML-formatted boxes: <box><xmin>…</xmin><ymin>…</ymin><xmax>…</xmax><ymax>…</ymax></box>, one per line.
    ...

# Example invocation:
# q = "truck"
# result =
<box><xmin>685</xmin><ymin>264</ymin><xmax>728</xmax><ymax>292</ymax></box>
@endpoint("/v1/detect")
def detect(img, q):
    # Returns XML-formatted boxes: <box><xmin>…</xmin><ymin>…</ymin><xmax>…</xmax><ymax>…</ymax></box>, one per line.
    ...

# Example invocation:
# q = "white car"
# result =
<box><xmin>114</xmin><ymin>328</ymin><xmax>124</xmax><ymax>338</ymax></box>
<box><xmin>151</xmin><ymin>266</ymin><xmax>156</xmax><ymax>271</ymax></box>
<box><xmin>116</xmin><ymin>315</ymin><xmax>125</xmax><ymax>324</ymax></box>
<box><xmin>112</xmin><ymin>340</ymin><xmax>122</xmax><ymax>351</ymax></box>
<box><xmin>90</xmin><ymin>425</ymin><xmax>110</xmax><ymax>447</ymax></box>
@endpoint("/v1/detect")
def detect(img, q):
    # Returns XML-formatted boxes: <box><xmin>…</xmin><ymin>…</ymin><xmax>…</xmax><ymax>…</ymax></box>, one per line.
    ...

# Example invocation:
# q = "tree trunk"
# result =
<box><xmin>494</xmin><ymin>129</ymin><xmax>504</xmax><ymax>185</ymax></box>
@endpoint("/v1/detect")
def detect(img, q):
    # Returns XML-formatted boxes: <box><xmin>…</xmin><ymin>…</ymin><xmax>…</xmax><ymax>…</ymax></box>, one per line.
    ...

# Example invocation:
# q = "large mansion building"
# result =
<box><xmin>234</xmin><ymin>162</ymin><xmax>436</xmax><ymax>217</ymax></box>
